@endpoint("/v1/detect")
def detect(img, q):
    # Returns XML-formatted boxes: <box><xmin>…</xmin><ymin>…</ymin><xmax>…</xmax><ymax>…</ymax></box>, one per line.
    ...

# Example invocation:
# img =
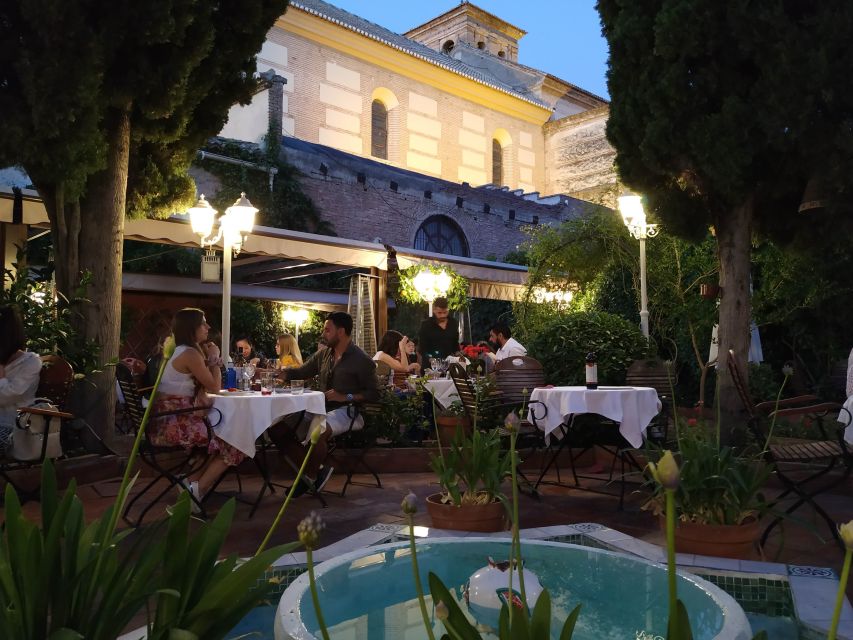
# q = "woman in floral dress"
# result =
<box><xmin>151</xmin><ymin>308</ymin><xmax>243</xmax><ymax>503</ymax></box>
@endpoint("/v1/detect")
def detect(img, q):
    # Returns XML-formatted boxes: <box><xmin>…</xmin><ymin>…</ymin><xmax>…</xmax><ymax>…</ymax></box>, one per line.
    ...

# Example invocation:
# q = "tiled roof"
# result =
<box><xmin>289</xmin><ymin>0</ymin><xmax>550</xmax><ymax>109</ymax></box>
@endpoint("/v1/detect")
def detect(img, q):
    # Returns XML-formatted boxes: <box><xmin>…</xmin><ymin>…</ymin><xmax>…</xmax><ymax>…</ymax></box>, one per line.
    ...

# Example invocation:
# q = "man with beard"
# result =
<box><xmin>271</xmin><ymin>312</ymin><xmax>379</xmax><ymax>496</ymax></box>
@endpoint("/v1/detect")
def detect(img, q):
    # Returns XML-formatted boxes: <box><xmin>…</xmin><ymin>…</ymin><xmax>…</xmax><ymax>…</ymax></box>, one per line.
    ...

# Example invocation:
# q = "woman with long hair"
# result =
<box><xmin>373</xmin><ymin>330</ymin><xmax>420</xmax><ymax>384</ymax></box>
<box><xmin>274</xmin><ymin>333</ymin><xmax>303</xmax><ymax>368</ymax></box>
<box><xmin>151</xmin><ymin>308</ymin><xmax>242</xmax><ymax>505</ymax></box>
<box><xmin>0</xmin><ymin>306</ymin><xmax>42</xmax><ymax>451</ymax></box>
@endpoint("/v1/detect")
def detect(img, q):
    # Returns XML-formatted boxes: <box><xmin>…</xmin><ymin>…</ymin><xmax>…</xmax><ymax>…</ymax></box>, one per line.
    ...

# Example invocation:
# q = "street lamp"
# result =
<box><xmin>412</xmin><ymin>268</ymin><xmax>453</xmax><ymax>315</ymax></box>
<box><xmin>188</xmin><ymin>192</ymin><xmax>258</xmax><ymax>363</ymax></box>
<box><xmin>617</xmin><ymin>194</ymin><xmax>658</xmax><ymax>339</ymax></box>
<box><xmin>282</xmin><ymin>306</ymin><xmax>310</xmax><ymax>340</ymax></box>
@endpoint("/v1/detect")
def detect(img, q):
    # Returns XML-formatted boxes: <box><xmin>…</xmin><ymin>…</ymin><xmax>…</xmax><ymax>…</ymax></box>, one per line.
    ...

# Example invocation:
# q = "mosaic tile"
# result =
<box><xmin>788</xmin><ymin>565</ymin><xmax>836</xmax><ymax>579</ymax></box>
<box><xmin>571</xmin><ymin>522</ymin><xmax>605</xmax><ymax>533</ymax></box>
<box><xmin>692</xmin><ymin>571</ymin><xmax>795</xmax><ymax>617</ymax></box>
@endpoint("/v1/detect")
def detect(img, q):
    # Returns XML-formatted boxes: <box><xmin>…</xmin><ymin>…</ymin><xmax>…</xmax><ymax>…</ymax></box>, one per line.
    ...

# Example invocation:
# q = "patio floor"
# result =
<box><xmin>11</xmin><ymin>454</ymin><xmax>850</xmax><ymax>576</ymax></box>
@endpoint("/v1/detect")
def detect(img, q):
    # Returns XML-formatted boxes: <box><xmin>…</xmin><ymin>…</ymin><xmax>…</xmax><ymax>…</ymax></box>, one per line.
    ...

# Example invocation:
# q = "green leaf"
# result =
<box><xmin>559</xmin><ymin>604</ymin><xmax>582</xmax><ymax>640</ymax></box>
<box><xmin>529</xmin><ymin>588</ymin><xmax>551</xmax><ymax>638</ymax></box>
<box><xmin>427</xmin><ymin>572</ymin><xmax>481</xmax><ymax>640</ymax></box>
<box><xmin>666</xmin><ymin>599</ymin><xmax>694</xmax><ymax>640</ymax></box>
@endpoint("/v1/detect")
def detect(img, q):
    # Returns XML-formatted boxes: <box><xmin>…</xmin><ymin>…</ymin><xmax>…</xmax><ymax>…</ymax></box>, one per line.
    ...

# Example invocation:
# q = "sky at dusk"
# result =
<box><xmin>323</xmin><ymin>0</ymin><xmax>611</xmax><ymax>99</ymax></box>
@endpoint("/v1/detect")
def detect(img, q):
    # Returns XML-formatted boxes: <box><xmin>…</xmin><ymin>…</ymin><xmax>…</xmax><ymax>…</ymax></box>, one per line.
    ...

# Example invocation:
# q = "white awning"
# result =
<box><xmin>1</xmin><ymin>187</ymin><xmax>529</xmax><ymax>301</ymax></box>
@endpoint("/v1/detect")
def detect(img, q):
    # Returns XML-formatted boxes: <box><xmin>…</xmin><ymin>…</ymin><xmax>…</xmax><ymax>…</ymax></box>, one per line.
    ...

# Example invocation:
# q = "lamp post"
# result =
<box><xmin>188</xmin><ymin>192</ymin><xmax>258</xmax><ymax>363</ymax></box>
<box><xmin>412</xmin><ymin>268</ymin><xmax>452</xmax><ymax>315</ymax></box>
<box><xmin>617</xmin><ymin>194</ymin><xmax>658</xmax><ymax>339</ymax></box>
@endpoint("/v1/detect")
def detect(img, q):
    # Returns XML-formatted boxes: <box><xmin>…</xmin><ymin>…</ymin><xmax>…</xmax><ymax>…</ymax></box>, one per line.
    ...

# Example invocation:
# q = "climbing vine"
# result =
<box><xmin>398</xmin><ymin>265</ymin><xmax>469</xmax><ymax>310</ymax></box>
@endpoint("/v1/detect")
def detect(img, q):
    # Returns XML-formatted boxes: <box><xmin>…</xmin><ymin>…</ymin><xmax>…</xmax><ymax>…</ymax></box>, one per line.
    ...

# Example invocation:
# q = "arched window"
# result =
<box><xmin>442</xmin><ymin>40</ymin><xmax>455</xmax><ymax>54</ymax></box>
<box><xmin>414</xmin><ymin>215</ymin><xmax>469</xmax><ymax>257</ymax></box>
<box><xmin>371</xmin><ymin>99</ymin><xmax>388</xmax><ymax>159</ymax></box>
<box><xmin>477</xmin><ymin>41</ymin><xmax>485</xmax><ymax>50</ymax></box>
<box><xmin>492</xmin><ymin>138</ymin><xmax>503</xmax><ymax>186</ymax></box>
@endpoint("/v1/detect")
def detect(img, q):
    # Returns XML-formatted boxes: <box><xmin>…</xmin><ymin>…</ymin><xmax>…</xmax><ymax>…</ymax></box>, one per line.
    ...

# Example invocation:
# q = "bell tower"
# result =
<box><xmin>404</xmin><ymin>1</ymin><xmax>526</xmax><ymax>62</ymax></box>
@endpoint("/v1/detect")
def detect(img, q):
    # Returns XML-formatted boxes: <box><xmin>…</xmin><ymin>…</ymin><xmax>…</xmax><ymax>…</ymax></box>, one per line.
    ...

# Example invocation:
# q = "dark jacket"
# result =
<box><xmin>418</xmin><ymin>316</ymin><xmax>460</xmax><ymax>360</ymax></box>
<box><xmin>285</xmin><ymin>342</ymin><xmax>379</xmax><ymax>409</ymax></box>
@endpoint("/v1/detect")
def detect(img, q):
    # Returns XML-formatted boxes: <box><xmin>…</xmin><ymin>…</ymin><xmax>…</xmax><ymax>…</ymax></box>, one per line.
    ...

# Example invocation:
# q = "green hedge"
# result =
<box><xmin>526</xmin><ymin>311</ymin><xmax>647</xmax><ymax>386</ymax></box>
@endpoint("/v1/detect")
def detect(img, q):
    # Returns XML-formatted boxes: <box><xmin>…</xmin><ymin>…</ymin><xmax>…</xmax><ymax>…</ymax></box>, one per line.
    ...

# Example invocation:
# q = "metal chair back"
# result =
<box><xmin>494</xmin><ymin>356</ymin><xmax>545</xmax><ymax>405</ymax></box>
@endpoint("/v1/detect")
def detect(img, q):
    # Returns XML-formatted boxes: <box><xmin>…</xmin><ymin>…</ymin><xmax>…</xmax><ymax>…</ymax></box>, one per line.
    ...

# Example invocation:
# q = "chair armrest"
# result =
<box><xmin>769</xmin><ymin>402</ymin><xmax>842</xmax><ymax>419</ymax></box>
<box><xmin>756</xmin><ymin>395</ymin><xmax>821</xmax><ymax>413</ymax></box>
<box><xmin>18</xmin><ymin>406</ymin><xmax>74</xmax><ymax>420</ymax></box>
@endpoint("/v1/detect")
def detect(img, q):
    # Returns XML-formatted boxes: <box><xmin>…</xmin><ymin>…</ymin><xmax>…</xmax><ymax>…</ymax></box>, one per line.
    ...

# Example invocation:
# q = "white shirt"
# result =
<box><xmin>0</xmin><ymin>351</ymin><xmax>42</xmax><ymax>429</ymax></box>
<box><xmin>494</xmin><ymin>337</ymin><xmax>527</xmax><ymax>362</ymax></box>
<box><xmin>846</xmin><ymin>347</ymin><xmax>853</xmax><ymax>398</ymax></box>
<box><xmin>158</xmin><ymin>345</ymin><xmax>198</xmax><ymax>396</ymax></box>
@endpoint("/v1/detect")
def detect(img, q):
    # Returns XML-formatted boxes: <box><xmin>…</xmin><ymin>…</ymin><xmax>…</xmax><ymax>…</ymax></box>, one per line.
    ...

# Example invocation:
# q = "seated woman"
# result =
<box><xmin>0</xmin><ymin>306</ymin><xmax>42</xmax><ymax>451</ymax></box>
<box><xmin>234</xmin><ymin>336</ymin><xmax>266</xmax><ymax>368</ymax></box>
<box><xmin>151</xmin><ymin>308</ymin><xmax>243</xmax><ymax>505</ymax></box>
<box><xmin>374</xmin><ymin>330</ymin><xmax>421</xmax><ymax>386</ymax></box>
<box><xmin>274</xmin><ymin>333</ymin><xmax>303</xmax><ymax>369</ymax></box>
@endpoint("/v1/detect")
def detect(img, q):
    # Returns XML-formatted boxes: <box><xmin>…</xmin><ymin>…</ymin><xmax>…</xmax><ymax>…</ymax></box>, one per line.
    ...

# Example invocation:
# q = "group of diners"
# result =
<box><xmin>28</xmin><ymin>295</ymin><xmax>526</xmax><ymax>508</ymax></box>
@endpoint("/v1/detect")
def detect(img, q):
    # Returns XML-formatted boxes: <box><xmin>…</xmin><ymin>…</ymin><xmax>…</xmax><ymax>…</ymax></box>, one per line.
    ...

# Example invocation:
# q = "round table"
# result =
<box><xmin>209</xmin><ymin>390</ymin><xmax>326</xmax><ymax>458</ymax></box>
<box><xmin>423</xmin><ymin>378</ymin><xmax>459</xmax><ymax>409</ymax></box>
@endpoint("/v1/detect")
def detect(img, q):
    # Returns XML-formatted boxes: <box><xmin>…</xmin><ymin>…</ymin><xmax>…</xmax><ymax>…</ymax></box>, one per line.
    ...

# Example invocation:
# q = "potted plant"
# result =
<box><xmin>426</xmin><ymin>426</ymin><xmax>512</xmax><ymax>532</ymax></box>
<box><xmin>434</xmin><ymin>399</ymin><xmax>471</xmax><ymax>444</ymax></box>
<box><xmin>643</xmin><ymin>420</ymin><xmax>771</xmax><ymax>558</ymax></box>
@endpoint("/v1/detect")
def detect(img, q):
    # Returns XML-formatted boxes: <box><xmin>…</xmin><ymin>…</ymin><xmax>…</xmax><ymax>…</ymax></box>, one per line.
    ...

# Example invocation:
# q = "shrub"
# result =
<box><xmin>526</xmin><ymin>311</ymin><xmax>647</xmax><ymax>386</ymax></box>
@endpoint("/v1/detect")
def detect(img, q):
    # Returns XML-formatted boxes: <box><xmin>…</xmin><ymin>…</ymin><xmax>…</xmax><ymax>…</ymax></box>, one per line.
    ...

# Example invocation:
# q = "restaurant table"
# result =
<box><xmin>528</xmin><ymin>385</ymin><xmax>661</xmax><ymax>448</ymax></box>
<box><xmin>210</xmin><ymin>390</ymin><xmax>326</xmax><ymax>458</ymax></box>
<box><xmin>423</xmin><ymin>378</ymin><xmax>460</xmax><ymax>409</ymax></box>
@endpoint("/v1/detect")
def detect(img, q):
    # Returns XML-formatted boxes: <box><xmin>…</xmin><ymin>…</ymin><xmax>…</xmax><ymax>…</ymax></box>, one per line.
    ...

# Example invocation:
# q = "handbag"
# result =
<box><xmin>12</xmin><ymin>398</ymin><xmax>64</xmax><ymax>462</ymax></box>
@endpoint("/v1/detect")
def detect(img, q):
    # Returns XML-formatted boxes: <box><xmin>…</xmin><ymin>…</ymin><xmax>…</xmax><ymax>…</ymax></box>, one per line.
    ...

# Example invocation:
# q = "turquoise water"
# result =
<box><xmin>745</xmin><ymin>612</ymin><xmax>800</xmax><ymax>639</ymax></box>
<box><xmin>292</xmin><ymin>541</ymin><xmax>737</xmax><ymax>639</ymax></box>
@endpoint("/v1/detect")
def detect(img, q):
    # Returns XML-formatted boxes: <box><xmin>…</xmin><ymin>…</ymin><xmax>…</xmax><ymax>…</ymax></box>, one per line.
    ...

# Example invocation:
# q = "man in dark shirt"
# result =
<box><xmin>271</xmin><ymin>312</ymin><xmax>379</xmax><ymax>495</ymax></box>
<box><xmin>418</xmin><ymin>297</ymin><xmax>460</xmax><ymax>362</ymax></box>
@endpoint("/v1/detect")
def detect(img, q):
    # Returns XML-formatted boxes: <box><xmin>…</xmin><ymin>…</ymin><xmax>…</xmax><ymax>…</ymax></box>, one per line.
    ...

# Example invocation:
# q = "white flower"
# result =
<box><xmin>297</xmin><ymin>511</ymin><xmax>325</xmax><ymax>549</ymax></box>
<box><xmin>648</xmin><ymin>450</ymin><xmax>680</xmax><ymax>491</ymax></box>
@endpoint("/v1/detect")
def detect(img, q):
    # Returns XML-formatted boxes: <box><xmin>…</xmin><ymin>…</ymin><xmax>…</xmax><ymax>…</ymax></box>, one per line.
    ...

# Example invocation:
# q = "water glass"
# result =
<box><xmin>261</xmin><ymin>373</ymin><xmax>273</xmax><ymax>395</ymax></box>
<box><xmin>291</xmin><ymin>379</ymin><xmax>304</xmax><ymax>395</ymax></box>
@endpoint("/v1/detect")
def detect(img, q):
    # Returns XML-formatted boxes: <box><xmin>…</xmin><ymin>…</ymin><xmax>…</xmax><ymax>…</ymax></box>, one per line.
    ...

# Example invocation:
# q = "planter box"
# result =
<box><xmin>426</xmin><ymin>493</ymin><xmax>508</xmax><ymax>532</ymax></box>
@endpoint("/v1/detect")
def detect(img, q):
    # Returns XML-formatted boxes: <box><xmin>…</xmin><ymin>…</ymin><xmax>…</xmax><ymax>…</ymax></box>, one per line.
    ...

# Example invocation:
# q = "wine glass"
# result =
<box><xmin>243</xmin><ymin>363</ymin><xmax>256</xmax><ymax>389</ymax></box>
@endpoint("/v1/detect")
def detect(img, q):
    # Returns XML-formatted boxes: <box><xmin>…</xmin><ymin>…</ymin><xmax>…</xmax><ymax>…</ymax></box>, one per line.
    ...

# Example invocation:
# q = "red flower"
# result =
<box><xmin>686</xmin><ymin>418</ymin><xmax>698</xmax><ymax>427</ymax></box>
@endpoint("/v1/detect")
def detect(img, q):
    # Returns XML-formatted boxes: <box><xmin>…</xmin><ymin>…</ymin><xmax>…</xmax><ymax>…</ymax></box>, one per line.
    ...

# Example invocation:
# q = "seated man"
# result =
<box><xmin>486</xmin><ymin>322</ymin><xmax>527</xmax><ymax>363</ymax></box>
<box><xmin>271</xmin><ymin>311</ymin><xmax>379</xmax><ymax>496</ymax></box>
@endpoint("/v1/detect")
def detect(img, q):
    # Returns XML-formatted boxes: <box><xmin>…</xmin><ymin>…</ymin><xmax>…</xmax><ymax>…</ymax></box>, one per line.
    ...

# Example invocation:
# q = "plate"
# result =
<box><xmin>216</xmin><ymin>390</ymin><xmax>254</xmax><ymax>396</ymax></box>
<box><xmin>273</xmin><ymin>387</ymin><xmax>291</xmax><ymax>394</ymax></box>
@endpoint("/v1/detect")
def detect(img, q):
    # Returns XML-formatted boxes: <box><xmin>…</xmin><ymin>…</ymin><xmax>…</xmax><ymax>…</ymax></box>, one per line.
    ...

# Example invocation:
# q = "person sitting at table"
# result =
<box><xmin>151</xmin><ymin>308</ymin><xmax>241</xmax><ymax>505</ymax></box>
<box><xmin>234</xmin><ymin>336</ymin><xmax>266</xmax><ymax>368</ymax></box>
<box><xmin>0</xmin><ymin>306</ymin><xmax>43</xmax><ymax>452</ymax></box>
<box><xmin>486</xmin><ymin>322</ymin><xmax>527</xmax><ymax>363</ymax></box>
<box><xmin>374</xmin><ymin>330</ymin><xmax>421</xmax><ymax>386</ymax></box>
<box><xmin>270</xmin><ymin>312</ymin><xmax>380</xmax><ymax>497</ymax></box>
<box><xmin>275</xmin><ymin>333</ymin><xmax>303</xmax><ymax>368</ymax></box>
<box><xmin>418</xmin><ymin>297</ymin><xmax>460</xmax><ymax>363</ymax></box>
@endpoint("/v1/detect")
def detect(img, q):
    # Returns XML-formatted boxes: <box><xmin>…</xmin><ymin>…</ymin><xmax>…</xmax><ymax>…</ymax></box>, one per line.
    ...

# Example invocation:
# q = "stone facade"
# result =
<box><xmin>543</xmin><ymin>107</ymin><xmax>619</xmax><ymax>208</ymax></box>
<box><xmin>281</xmin><ymin>137</ymin><xmax>598</xmax><ymax>261</ymax></box>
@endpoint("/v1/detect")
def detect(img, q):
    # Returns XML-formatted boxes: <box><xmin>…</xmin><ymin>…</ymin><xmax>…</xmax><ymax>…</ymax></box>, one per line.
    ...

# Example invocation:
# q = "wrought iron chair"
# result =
<box><xmin>117</xmin><ymin>363</ymin><xmax>221</xmax><ymax>525</ymax></box>
<box><xmin>0</xmin><ymin>356</ymin><xmax>75</xmax><ymax>503</ymax></box>
<box><xmin>728</xmin><ymin>349</ymin><xmax>853</xmax><ymax>547</ymax></box>
<box><xmin>325</xmin><ymin>402</ymin><xmax>384</xmax><ymax>497</ymax></box>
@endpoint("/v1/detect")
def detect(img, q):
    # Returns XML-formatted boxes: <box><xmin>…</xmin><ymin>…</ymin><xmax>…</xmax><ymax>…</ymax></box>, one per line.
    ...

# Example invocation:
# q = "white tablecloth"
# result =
<box><xmin>528</xmin><ymin>386</ymin><xmax>661</xmax><ymax>448</ymax></box>
<box><xmin>210</xmin><ymin>391</ymin><xmax>326</xmax><ymax>458</ymax></box>
<box><xmin>424</xmin><ymin>378</ymin><xmax>459</xmax><ymax>410</ymax></box>
<box><xmin>838</xmin><ymin>395</ymin><xmax>853</xmax><ymax>444</ymax></box>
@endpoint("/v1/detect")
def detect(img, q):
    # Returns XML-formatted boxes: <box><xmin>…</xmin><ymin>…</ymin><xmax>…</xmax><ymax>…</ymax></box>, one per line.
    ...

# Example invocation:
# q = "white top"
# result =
<box><xmin>846</xmin><ymin>347</ymin><xmax>853</xmax><ymax>398</ymax></box>
<box><xmin>494</xmin><ymin>337</ymin><xmax>527</xmax><ymax>362</ymax></box>
<box><xmin>0</xmin><ymin>351</ymin><xmax>42</xmax><ymax>428</ymax></box>
<box><xmin>529</xmin><ymin>385</ymin><xmax>661</xmax><ymax>449</ymax></box>
<box><xmin>158</xmin><ymin>345</ymin><xmax>197</xmax><ymax>397</ymax></box>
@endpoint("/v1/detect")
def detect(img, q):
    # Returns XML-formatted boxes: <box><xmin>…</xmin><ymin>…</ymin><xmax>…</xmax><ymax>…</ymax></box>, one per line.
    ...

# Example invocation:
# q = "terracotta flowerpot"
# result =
<box><xmin>435</xmin><ymin>415</ymin><xmax>471</xmax><ymax>446</ymax></box>
<box><xmin>426</xmin><ymin>493</ymin><xmax>508</xmax><ymax>532</ymax></box>
<box><xmin>663</xmin><ymin>517</ymin><xmax>761</xmax><ymax>559</ymax></box>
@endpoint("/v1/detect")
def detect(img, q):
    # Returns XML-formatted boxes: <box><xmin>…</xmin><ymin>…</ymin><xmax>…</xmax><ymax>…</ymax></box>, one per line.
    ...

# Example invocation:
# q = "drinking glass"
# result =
<box><xmin>261</xmin><ymin>373</ymin><xmax>273</xmax><ymax>395</ymax></box>
<box><xmin>243</xmin><ymin>363</ymin><xmax>256</xmax><ymax>390</ymax></box>
<box><xmin>291</xmin><ymin>379</ymin><xmax>304</xmax><ymax>395</ymax></box>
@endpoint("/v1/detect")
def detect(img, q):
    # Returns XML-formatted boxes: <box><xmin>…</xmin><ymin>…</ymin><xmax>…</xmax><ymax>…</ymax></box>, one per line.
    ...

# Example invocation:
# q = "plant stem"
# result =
<box><xmin>828</xmin><ymin>547</ymin><xmax>852</xmax><ymax>640</ymax></box>
<box><xmin>408</xmin><ymin>514</ymin><xmax>436</xmax><ymax>640</ymax></box>
<box><xmin>763</xmin><ymin>374</ymin><xmax>789</xmax><ymax>452</ymax></box>
<box><xmin>510</xmin><ymin>431</ymin><xmax>527</xmax><ymax>613</ymax></box>
<box><xmin>665</xmin><ymin>489</ymin><xmax>678</xmax><ymax>623</ymax></box>
<box><xmin>255</xmin><ymin>439</ymin><xmax>317</xmax><ymax>555</ymax></box>
<box><xmin>307</xmin><ymin>548</ymin><xmax>331</xmax><ymax>640</ymax></box>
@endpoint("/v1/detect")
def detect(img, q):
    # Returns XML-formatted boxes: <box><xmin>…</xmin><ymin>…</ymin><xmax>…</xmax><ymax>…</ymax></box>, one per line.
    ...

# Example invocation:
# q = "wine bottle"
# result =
<box><xmin>585</xmin><ymin>352</ymin><xmax>598</xmax><ymax>390</ymax></box>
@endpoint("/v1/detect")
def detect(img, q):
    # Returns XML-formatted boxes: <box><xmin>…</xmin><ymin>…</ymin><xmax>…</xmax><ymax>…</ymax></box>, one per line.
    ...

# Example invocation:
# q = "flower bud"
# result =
<box><xmin>839</xmin><ymin>520</ymin><xmax>853</xmax><ymax>550</ymax></box>
<box><xmin>297</xmin><ymin>511</ymin><xmax>325</xmax><ymax>549</ymax></box>
<box><xmin>782</xmin><ymin>364</ymin><xmax>794</xmax><ymax>377</ymax></box>
<box><xmin>310</xmin><ymin>423</ymin><xmax>327</xmax><ymax>445</ymax></box>
<box><xmin>504</xmin><ymin>410</ymin><xmax>520</xmax><ymax>433</ymax></box>
<box><xmin>648</xmin><ymin>450</ymin><xmax>680</xmax><ymax>491</ymax></box>
<box><xmin>163</xmin><ymin>335</ymin><xmax>176</xmax><ymax>359</ymax></box>
<box><xmin>401</xmin><ymin>491</ymin><xmax>418</xmax><ymax>515</ymax></box>
<box><xmin>435</xmin><ymin>600</ymin><xmax>449</xmax><ymax>621</ymax></box>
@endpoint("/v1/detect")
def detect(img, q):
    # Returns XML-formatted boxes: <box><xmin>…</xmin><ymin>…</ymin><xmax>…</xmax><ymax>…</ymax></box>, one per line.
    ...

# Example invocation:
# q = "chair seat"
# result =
<box><xmin>770</xmin><ymin>439</ymin><xmax>844</xmax><ymax>462</ymax></box>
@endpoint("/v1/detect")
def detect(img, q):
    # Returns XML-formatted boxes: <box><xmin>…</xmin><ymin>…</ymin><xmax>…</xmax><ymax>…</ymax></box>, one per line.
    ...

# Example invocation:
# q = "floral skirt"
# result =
<box><xmin>150</xmin><ymin>394</ymin><xmax>245</xmax><ymax>467</ymax></box>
